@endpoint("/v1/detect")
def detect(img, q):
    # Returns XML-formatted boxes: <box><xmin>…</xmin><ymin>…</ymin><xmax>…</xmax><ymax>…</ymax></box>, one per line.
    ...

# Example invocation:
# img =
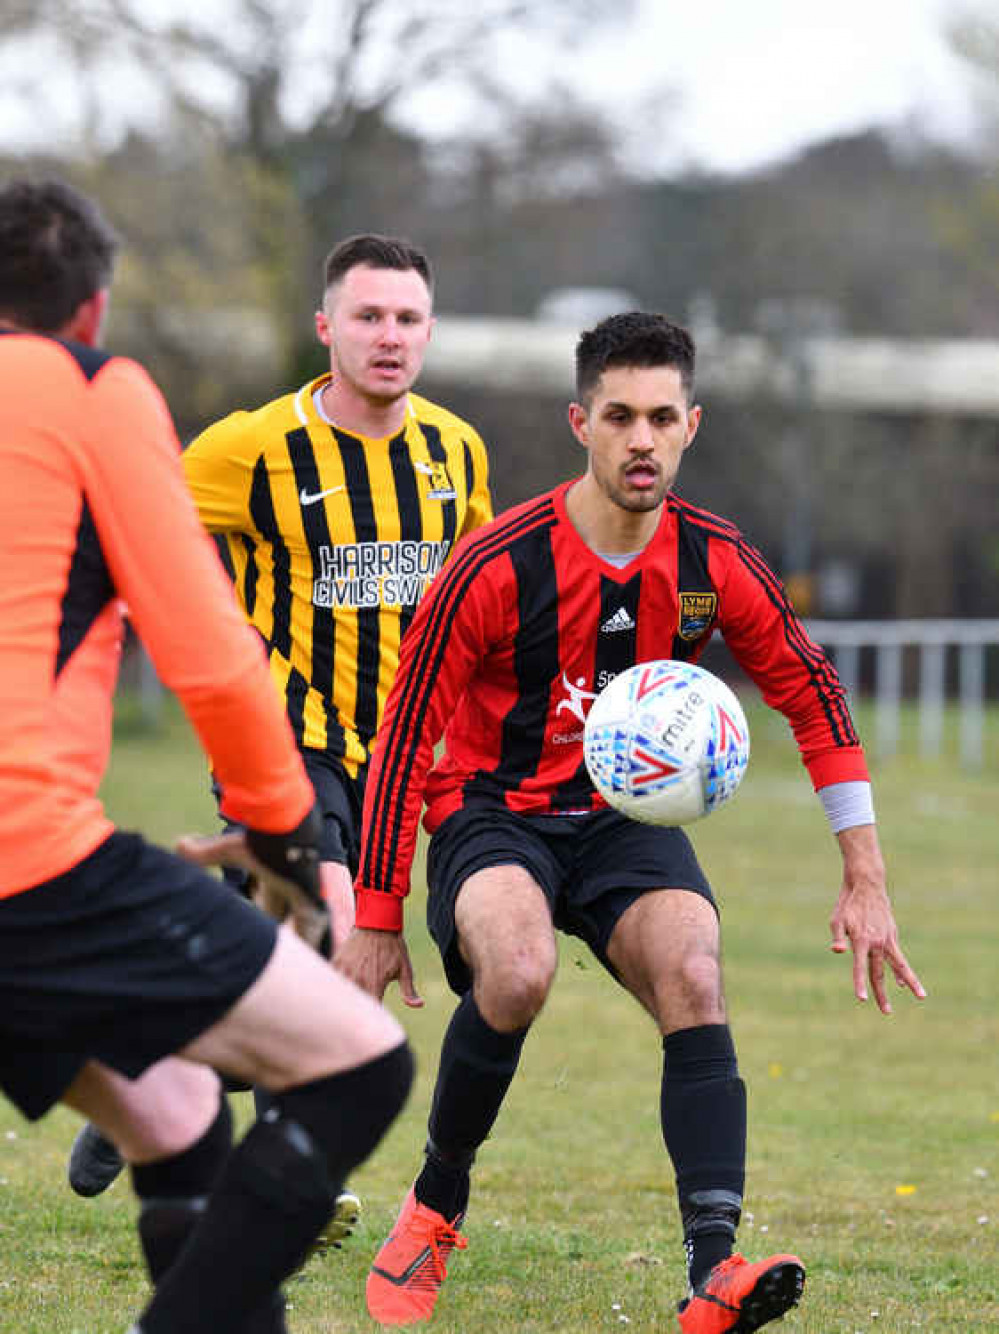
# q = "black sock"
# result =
<box><xmin>414</xmin><ymin>993</ymin><xmax>528</xmax><ymax>1219</ymax></box>
<box><xmin>138</xmin><ymin>1043</ymin><xmax>412</xmax><ymax>1334</ymax></box>
<box><xmin>661</xmin><ymin>1025</ymin><xmax>746</xmax><ymax>1290</ymax></box>
<box><xmin>131</xmin><ymin>1096</ymin><xmax>233</xmax><ymax>1282</ymax></box>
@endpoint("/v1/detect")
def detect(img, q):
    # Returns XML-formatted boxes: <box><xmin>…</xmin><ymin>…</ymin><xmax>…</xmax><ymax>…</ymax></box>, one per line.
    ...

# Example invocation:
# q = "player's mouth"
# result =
<box><xmin>623</xmin><ymin>461</ymin><xmax>660</xmax><ymax>490</ymax></box>
<box><xmin>371</xmin><ymin>357</ymin><xmax>404</xmax><ymax>375</ymax></box>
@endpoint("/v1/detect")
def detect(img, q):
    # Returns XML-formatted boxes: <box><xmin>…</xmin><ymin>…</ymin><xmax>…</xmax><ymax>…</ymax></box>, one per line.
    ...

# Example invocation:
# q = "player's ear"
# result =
<box><xmin>62</xmin><ymin>289</ymin><xmax>109</xmax><ymax>347</ymax></box>
<box><xmin>315</xmin><ymin>308</ymin><xmax>333</xmax><ymax>347</ymax></box>
<box><xmin>683</xmin><ymin>403</ymin><xmax>703</xmax><ymax>450</ymax></box>
<box><xmin>567</xmin><ymin>401</ymin><xmax>589</xmax><ymax>447</ymax></box>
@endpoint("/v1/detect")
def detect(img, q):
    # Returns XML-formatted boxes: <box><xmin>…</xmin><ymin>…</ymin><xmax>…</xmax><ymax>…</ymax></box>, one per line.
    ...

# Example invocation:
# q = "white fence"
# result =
<box><xmin>133</xmin><ymin>618</ymin><xmax>998</xmax><ymax>767</ymax></box>
<box><xmin>805</xmin><ymin>619</ymin><xmax>999</xmax><ymax>767</ymax></box>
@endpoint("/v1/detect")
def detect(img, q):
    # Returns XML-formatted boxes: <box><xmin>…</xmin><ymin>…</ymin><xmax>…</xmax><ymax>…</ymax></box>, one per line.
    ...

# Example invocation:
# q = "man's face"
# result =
<box><xmin>568</xmin><ymin>364</ymin><xmax>701</xmax><ymax>512</ymax></box>
<box><xmin>315</xmin><ymin>263</ymin><xmax>433</xmax><ymax>404</ymax></box>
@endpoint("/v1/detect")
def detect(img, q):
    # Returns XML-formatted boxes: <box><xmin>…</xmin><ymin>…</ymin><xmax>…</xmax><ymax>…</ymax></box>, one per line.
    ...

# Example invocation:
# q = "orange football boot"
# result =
<box><xmin>366</xmin><ymin>1188</ymin><xmax>467</xmax><ymax>1325</ymax></box>
<box><xmin>677</xmin><ymin>1252</ymin><xmax>805</xmax><ymax>1332</ymax></box>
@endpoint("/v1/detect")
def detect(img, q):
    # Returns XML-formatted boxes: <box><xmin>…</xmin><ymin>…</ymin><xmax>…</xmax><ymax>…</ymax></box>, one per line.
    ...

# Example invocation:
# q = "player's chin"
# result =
<box><xmin>365</xmin><ymin>377</ymin><xmax>414</xmax><ymax>404</ymax></box>
<box><xmin>617</xmin><ymin>484</ymin><xmax>667</xmax><ymax>512</ymax></box>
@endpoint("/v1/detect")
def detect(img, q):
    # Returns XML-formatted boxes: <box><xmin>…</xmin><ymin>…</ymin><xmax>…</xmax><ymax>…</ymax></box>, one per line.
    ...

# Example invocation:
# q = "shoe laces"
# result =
<box><xmin>426</xmin><ymin>1217</ymin><xmax>467</xmax><ymax>1281</ymax></box>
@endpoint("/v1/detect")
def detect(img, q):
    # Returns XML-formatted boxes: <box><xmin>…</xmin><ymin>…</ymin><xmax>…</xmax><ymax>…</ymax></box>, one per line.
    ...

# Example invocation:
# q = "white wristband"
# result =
<box><xmin>818</xmin><ymin>780</ymin><xmax>875</xmax><ymax>833</ymax></box>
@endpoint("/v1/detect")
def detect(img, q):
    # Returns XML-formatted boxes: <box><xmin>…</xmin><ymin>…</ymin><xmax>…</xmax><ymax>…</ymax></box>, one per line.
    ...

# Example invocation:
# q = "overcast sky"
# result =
<box><xmin>405</xmin><ymin>0</ymin><xmax>981</xmax><ymax>174</ymax></box>
<box><xmin>0</xmin><ymin>0</ymin><xmax>984</xmax><ymax>175</ymax></box>
<box><xmin>630</xmin><ymin>0</ymin><xmax>978</xmax><ymax>172</ymax></box>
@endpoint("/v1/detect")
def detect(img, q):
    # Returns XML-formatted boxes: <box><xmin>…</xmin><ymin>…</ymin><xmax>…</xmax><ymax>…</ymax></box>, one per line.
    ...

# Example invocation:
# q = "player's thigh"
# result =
<box><xmin>606</xmin><ymin>888</ymin><xmax>724</xmax><ymax>1032</ymax></box>
<box><xmin>62</xmin><ymin>1057</ymin><xmax>221</xmax><ymax>1163</ymax></box>
<box><xmin>180</xmin><ymin>924</ymin><xmax>405</xmax><ymax>1090</ymax></box>
<box><xmin>455</xmin><ymin>866</ymin><xmax>558</xmax><ymax>1001</ymax></box>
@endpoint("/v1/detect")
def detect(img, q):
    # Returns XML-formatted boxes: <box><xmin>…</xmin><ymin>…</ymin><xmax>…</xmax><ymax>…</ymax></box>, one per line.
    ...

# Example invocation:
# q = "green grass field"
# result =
<box><xmin>2</xmin><ymin>694</ymin><xmax>997</xmax><ymax>1333</ymax></box>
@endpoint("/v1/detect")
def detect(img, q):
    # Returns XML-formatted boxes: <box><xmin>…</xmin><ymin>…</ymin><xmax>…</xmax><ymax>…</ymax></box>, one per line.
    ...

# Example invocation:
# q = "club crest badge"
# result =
<box><xmin>678</xmin><ymin>591</ymin><xmax>717</xmax><ymax>641</ymax></box>
<box><xmin>415</xmin><ymin>459</ymin><xmax>457</xmax><ymax>500</ymax></box>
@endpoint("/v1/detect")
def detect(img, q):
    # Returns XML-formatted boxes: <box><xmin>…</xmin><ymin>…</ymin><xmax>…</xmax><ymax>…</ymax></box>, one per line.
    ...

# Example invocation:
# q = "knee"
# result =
<box><xmin>277</xmin><ymin>1040</ymin><xmax>414</xmax><ymax>1174</ymax></box>
<box><xmin>116</xmin><ymin>1062</ymin><xmax>223</xmax><ymax>1162</ymax></box>
<box><xmin>477</xmin><ymin>948</ymin><xmax>556</xmax><ymax>1031</ymax></box>
<box><xmin>670</xmin><ymin>950</ymin><xmax>724</xmax><ymax>1019</ymax></box>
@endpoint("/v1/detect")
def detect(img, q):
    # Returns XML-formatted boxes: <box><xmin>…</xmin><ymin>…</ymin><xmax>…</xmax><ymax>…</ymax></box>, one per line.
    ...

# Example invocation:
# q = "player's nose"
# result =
<box><xmin>627</xmin><ymin>422</ymin><xmax>655</xmax><ymax>451</ymax></box>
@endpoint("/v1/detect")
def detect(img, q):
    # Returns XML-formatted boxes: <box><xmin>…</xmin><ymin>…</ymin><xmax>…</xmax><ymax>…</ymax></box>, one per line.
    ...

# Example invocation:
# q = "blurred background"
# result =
<box><xmin>3</xmin><ymin>0</ymin><xmax>998</xmax><ymax>709</ymax></box>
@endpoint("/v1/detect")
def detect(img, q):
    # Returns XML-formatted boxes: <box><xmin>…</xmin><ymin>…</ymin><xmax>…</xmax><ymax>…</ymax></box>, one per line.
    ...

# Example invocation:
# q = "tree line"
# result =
<box><xmin>2</xmin><ymin>1</ymin><xmax>998</xmax><ymax>625</ymax></box>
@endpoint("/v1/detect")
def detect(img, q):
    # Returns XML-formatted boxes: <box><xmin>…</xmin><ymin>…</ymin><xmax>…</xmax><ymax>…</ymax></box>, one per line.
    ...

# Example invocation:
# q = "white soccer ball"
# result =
<box><xmin>583</xmin><ymin>660</ymin><xmax>750</xmax><ymax>826</ymax></box>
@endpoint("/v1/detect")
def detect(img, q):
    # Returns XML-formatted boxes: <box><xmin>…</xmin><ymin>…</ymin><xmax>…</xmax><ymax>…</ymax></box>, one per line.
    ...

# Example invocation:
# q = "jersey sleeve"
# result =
<box><xmin>354</xmin><ymin>537</ymin><xmax>500</xmax><ymax>930</ymax></box>
<box><xmin>81</xmin><ymin>359</ymin><xmax>312</xmax><ymax>832</ymax></box>
<box><xmin>459</xmin><ymin>428</ymin><xmax>494</xmax><ymax>537</ymax></box>
<box><xmin>714</xmin><ymin>532</ymin><xmax>869</xmax><ymax>790</ymax></box>
<box><xmin>181</xmin><ymin>412</ymin><xmax>258</xmax><ymax>534</ymax></box>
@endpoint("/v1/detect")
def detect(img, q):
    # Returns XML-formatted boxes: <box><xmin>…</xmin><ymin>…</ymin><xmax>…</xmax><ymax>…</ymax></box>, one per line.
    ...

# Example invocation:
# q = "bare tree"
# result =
<box><xmin>0</xmin><ymin>0</ymin><xmax>633</xmax><ymax>163</ymax></box>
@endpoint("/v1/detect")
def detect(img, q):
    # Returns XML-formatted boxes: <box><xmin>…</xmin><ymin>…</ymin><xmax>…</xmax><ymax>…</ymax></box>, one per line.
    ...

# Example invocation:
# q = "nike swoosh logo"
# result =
<box><xmin>299</xmin><ymin>485</ymin><xmax>345</xmax><ymax>506</ymax></box>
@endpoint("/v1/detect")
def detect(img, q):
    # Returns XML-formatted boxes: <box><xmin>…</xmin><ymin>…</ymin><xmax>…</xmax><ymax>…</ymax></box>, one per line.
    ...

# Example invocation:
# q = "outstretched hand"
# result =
<box><xmin>335</xmin><ymin>926</ymin><xmax>424</xmax><ymax>1009</ymax></box>
<box><xmin>829</xmin><ymin>825</ymin><xmax>926</xmax><ymax>1015</ymax></box>
<box><xmin>176</xmin><ymin>828</ymin><xmax>330</xmax><ymax>952</ymax></box>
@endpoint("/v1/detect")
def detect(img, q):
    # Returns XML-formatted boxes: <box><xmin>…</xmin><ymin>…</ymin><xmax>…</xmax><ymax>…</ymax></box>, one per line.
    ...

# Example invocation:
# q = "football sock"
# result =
<box><xmin>661</xmin><ymin>1024</ymin><xmax>746</xmax><ymax>1290</ymax></box>
<box><xmin>131</xmin><ymin>1095</ymin><xmax>233</xmax><ymax>1282</ymax></box>
<box><xmin>136</xmin><ymin>1042</ymin><xmax>412</xmax><ymax>1334</ymax></box>
<box><xmin>416</xmin><ymin>1137</ymin><xmax>475</xmax><ymax>1221</ymax></box>
<box><xmin>415</xmin><ymin>992</ymin><xmax>528</xmax><ymax>1219</ymax></box>
<box><xmin>131</xmin><ymin>1098</ymin><xmax>286</xmax><ymax>1333</ymax></box>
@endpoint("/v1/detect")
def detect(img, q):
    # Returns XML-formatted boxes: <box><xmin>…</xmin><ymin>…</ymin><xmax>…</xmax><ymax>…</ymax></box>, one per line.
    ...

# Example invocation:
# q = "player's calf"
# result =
<box><xmin>135</xmin><ymin>1041</ymin><xmax>413</xmax><ymax>1334</ymax></box>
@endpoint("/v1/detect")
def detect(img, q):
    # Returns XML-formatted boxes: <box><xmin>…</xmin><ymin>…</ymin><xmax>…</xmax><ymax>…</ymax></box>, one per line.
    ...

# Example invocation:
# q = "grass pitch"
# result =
<box><xmin>1</xmin><ymin>693</ymin><xmax>997</xmax><ymax>1333</ymax></box>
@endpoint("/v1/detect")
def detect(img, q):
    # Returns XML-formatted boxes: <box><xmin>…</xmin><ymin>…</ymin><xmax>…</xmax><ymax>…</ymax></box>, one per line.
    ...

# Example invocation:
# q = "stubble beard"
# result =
<box><xmin>603</xmin><ymin>470</ymin><xmax>671</xmax><ymax>514</ymax></box>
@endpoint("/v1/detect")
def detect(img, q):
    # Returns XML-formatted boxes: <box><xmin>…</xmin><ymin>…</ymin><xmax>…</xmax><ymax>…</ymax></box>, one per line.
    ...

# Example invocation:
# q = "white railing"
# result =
<box><xmin>805</xmin><ymin>619</ymin><xmax>999</xmax><ymax>767</ymax></box>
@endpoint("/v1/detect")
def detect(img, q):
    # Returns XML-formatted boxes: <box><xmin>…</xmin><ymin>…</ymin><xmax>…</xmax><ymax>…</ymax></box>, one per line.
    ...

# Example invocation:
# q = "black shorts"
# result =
<box><xmin>0</xmin><ymin>830</ymin><xmax>277</xmax><ymax>1121</ymax></box>
<box><xmin>426</xmin><ymin>806</ymin><xmax>714</xmax><ymax>995</ymax></box>
<box><xmin>216</xmin><ymin>749</ymin><xmax>365</xmax><ymax>875</ymax></box>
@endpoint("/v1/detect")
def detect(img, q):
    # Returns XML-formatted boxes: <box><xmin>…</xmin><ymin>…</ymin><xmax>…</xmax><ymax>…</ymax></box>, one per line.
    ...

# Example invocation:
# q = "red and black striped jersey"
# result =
<box><xmin>355</xmin><ymin>479</ymin><xmax>867</xmax><ymax>929</ymax></box>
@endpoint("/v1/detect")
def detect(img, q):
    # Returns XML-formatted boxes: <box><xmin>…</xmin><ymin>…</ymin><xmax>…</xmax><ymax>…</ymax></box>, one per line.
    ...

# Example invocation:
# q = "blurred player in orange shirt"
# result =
<box><xmin>0</xmin><ymin>176</ymin><xmax>412</xmax><ymax>1334</ymax></box>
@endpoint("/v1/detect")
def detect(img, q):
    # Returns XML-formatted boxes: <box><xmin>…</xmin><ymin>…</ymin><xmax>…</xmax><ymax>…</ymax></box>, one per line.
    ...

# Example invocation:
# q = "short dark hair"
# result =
<box><xmin>322</xmin><ymin>233</ymin><xmax>433</xmax><ymax>300</ymax></box>
<box><xmin>575</xmin><ymin>311</ymin><xmax>696</xmax><ymax>405</ymax></box>
<box><xmin>0</xmin><ymin>177</ymin><xmax>119</xmax><ymax>333</ymax></box>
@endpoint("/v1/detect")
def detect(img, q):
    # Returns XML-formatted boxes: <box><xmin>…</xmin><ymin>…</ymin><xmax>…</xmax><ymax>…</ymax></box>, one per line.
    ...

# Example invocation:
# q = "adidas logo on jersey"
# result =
<box><xmin>601</xmin><ymin>607</ymin><xmax>635</xmax><ymax>633</ymax></box>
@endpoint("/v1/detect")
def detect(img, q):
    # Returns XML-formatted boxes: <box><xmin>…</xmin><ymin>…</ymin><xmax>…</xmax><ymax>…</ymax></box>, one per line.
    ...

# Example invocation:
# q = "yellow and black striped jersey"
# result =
<box><xmin>182</xmin><ymin>373</ymin><xmax>492</xmax><ymax>775</ymax></box>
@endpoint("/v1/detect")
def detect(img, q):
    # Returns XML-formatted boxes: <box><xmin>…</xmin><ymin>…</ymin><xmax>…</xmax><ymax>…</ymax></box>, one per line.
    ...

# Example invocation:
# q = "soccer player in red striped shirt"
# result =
<box><xmin>340</xmin><ymin>311</ymin><xmax>925</xmax><ymax>1332</ymax></box>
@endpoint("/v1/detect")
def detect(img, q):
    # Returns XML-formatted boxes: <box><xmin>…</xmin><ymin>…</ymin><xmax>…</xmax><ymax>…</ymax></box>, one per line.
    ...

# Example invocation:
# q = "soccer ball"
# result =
<box><xmin>583</xmin><ymin>660</ymin><xmax>750</xmax><ymax>826</ymax></box>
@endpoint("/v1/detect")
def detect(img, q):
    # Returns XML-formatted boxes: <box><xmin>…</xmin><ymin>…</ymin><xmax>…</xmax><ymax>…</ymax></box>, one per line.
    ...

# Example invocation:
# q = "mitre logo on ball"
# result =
<box><xmin>583</xmin><ymin>660</ymin><xmax>750</xmax><ymax>826</ymax></box>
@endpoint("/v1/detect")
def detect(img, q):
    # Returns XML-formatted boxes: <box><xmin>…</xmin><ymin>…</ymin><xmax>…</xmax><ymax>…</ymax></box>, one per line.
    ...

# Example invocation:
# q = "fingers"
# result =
<box><xmin>843</xmin><ymin>935</ymin><xmax>926</xmax><ymax>1014</ymax></box>
<box><xmin>868</xmin><ymin>950</ymin><xmax>889</xmax><ymax>1015</ymax></box>
<box><xmin>888</xmin><ymin>948</ymin><xmax>927</xmax><ymax>1001</ymax></box>
<box><xmin>290</xmin><ymin>902</ymin><xmax>333</xmax><ymax>952</ymax></box>
<box><xmin>851</xmin><ymin>944</ymin><xmax>869</xmax><ymax>1005</ymax></box>
<box><xmin>176</xmin><ymin>830</ymin><xmax>253</xmax><ymax>869</ymax></box>
<box><xmin>397</xmin><ymin>954</ymin><xmax>425</xmax><ymax>1010</ymax></box>
<box><xmin>829</xmin><ymin>916</ymin><xmax>849</xmax><ymax>955</ymax></box>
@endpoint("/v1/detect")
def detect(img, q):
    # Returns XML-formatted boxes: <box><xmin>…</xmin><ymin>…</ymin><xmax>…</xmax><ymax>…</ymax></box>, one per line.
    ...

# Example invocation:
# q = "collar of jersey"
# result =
<box><xmin>553</xmin><ymin>478</ymin><xmax>673</xmax><ymax>582</ymax></box>
<box><xmin>294</xmin><ymin>372</ymin><xmax>416</xmax><ymax>437</ymax></box>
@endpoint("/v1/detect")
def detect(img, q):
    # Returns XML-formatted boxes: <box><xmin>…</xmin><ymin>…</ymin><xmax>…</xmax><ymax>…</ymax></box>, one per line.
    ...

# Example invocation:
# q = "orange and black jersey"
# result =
<box><xmin>182</xmin><ymin>374</ymin><xmax>492</xmax><ymax>777</ymax></box>
<box><xmin>355</xmin><ymin>480</ymin><xmax>868</xmax><ymax>929</ymax></box>
<box><xmin>0</xmin><ymin>329</ymin><xmax>314</xmax><ymax>897</ymax></box>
